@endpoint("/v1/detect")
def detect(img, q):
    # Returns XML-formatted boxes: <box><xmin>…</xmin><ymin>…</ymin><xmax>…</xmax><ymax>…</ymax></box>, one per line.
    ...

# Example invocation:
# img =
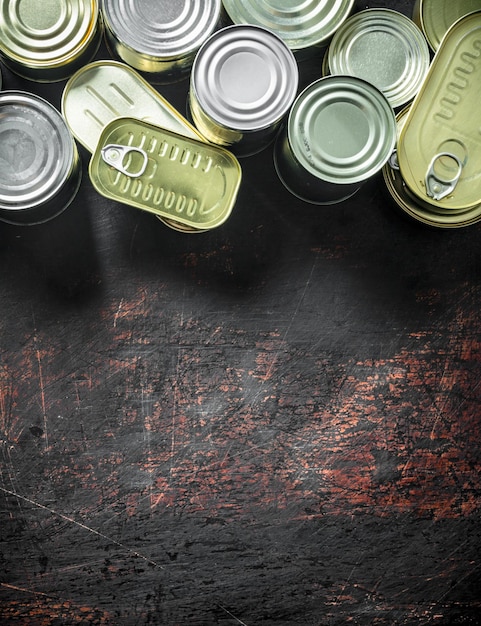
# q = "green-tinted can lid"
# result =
<box><xmin>398</xmin><ymin>11</ymin><xmax>481</xmax><ymax>211</ymax></box>
<box><xmin>328</xmin><ymin>9</ymin><xmax>430</xmax><ymax>108</ymax></box>
<box><xmin>287</xmin><ymin>76</ymin><xmax>396</xmax><ymax>185</ymax></box>
<box><xmin>413</xmin><ymin>0</ymin><xmax>481</xmax><ymax>51</ymax></box>
<box><xmin>221</xmin><ymin>0</ymin><xmax>355</xmax><ymax>50</ymax></box>
<box><xmin>62</xmin><ymin>61</ymin><xmax>202</xmax><ymax>153</ymax></box>
<box><xmin>89</xmin><ymin>117</ymin><xmax>241</xmax><ymax>230</ymax></box>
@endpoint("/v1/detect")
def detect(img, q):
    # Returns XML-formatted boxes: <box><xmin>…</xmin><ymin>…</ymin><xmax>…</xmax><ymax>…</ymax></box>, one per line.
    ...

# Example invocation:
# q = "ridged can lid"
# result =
<box><xmin>191</xmin><ymin>24</ymin><xmax>298</xmax><ymax>133</ymax></box>
<box><xmin>0</xmin><ymin>0</ymin><xmax>101</xmax><ymax>81</ymax></box>
<box><xmin>221</xmin><ymin>0</ymin><xmax>355</xmax><ymax>51</ymax></box>
<box><xmin>413</xmin><ymin>0</ymin><xmax>481</xmax><ymax>51</ymax></box>
<box><xmin>287</xmin><ymin>76</ymin><xmax>396</xmax><ymax>185</ymax></box>
<box><xmin>102</xmin><ymin>0</ymin><xmax>222</xmax><ymax>75</ymax></box>
<box><xmin>328</xmin><ymin>9</ymin><xmax>430</xmax><ymax>109</ymax></box>
<box><xmin>397</xmin><ymin>11</ymin><xmax>481</xmax><ymax>212</ymax></box>
<box><xmin>0</xmin><ymin>91</ymin><xmax>78</xmax><ymax>211</ymax></box>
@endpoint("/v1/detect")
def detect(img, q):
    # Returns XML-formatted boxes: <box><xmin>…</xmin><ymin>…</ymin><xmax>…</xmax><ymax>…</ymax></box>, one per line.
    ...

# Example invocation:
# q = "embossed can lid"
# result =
<box><xmin>413</xmin><ymin>0</ymin><xmax>481</xmax><ymax>51</ymax></box>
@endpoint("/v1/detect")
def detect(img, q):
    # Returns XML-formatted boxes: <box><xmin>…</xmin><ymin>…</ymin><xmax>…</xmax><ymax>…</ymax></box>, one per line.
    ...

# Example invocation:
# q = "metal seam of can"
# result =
<box><xmin>221</xmin><ymin>0</ymin><xmax>355</xmax><ymax>52</ymax></box>
<box><xmin>101</xmin><ymin>0</ymin><xmax>222</xmax><ymax>81</ymax></box>
<box><xmin>327</xmin><ymin>9</ymin><xmax>430</xmax><ymax>109</ymax></box>
<box><xmin>0</xmin><ymin>0</ymin><xmax>102</xmax><ymax>82</ymax></box>
<box><xmin>189</xmin><ymin>24</ymin><xmax>299</xmax><ymax>157</ymax></box>
<box><xmin>413</xmin><ymin>0</ymin><xmax>481</xmax><ymax>52</ymax></box>
<box><xmin>274</xmin><ymin>75</ymin><xmax>397</xmax><ymax>205</ymax></box>
<box><xmin>0</xmin><ymin>91</ymin><xmax>82</xmax><ymax>225</ymax></box>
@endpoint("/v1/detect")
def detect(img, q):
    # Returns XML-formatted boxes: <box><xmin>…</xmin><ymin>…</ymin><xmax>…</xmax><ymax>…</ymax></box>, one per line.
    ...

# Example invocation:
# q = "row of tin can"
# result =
<box><xmin>0</xmin><ymin>1</ymin><xmax>480</xmax><ymax>230</ymax></box>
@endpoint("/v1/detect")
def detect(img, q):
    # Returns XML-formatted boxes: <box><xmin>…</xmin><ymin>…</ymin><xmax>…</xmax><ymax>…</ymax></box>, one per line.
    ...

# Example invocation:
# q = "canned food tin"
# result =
<box><xmin>397</xmin><ymin>11</ymin><xmax>481</xmax><ymax>212</ymax></box>
<box><xmin>101</xmin><ymin>0</ymin><xmax>222</xmax><ymax>82</ymax></box>
<box><xmin>189</xmin><ymin>24</ymin><xmax>299</xmax><ymax>157</ymax></box>
<box><xmin>413</xmin><ymin>0</ymin><xmax>481</xmax><ymax>52</ymax></box>
<box><xmin>274</xmin><ymin>76</ymin><xmax>396</xmax><ymax>204</ymax></box>
<box><xmin>0</xmin><ymin>0</ymin><xmax>102</xmax><ymax>82</ymax></box>
<box><xmin>221</xmin><ymin>0</ymin><xmax>355</xmax><ymax>54</ymax></box>
<box><xmin>89</xmin><ymin>117</ymin><xmax>241</xmax><ymax>230</ymax></box>
<box><xmin>62</xmin><ymin>61</ymin><xmax>202</xmax><ymax>153</ymax></box>
<box><xmin>327</xmin><ymin>9</ymin><xmax>430</xmax><ymax>109</ymax></box>
<box><xmin>382</xmin><ymin>107</ymin><xmax>481</xmax><ymax>228</ymax></box>
<box><xmin>0</xmin><ymin>92</ymin><xmax>81</xmax><ymax>225</ymax></box>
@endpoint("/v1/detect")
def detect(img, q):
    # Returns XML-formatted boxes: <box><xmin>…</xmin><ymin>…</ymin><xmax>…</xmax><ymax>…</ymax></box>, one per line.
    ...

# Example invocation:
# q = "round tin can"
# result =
<box><xmin>189</xmin><ymin>24</ymin><xmax>299</xmax><ymax>157</ymax></box>
<box><xmin>327</xmin><ymin>9</ymin><xmax>430</xmax><ymax>109</ymax></box>
<box><xmin>221</xmin><ymin>0</ymin><xmax>355</xmax><ymax>55</ymax></box>
<box><xmin>0</xmin><ymin>0</ymin><xmax>102</xmax><ymax>82</ymax></box>
<box><xmin>274</xmin><ymin>76</ymin><xmax>396</xmax><ymax>205</ymax></box>
<box><xmin>101</xmin><ymin>0</ymin><xmax>222</xmax><ymax>82</ymax></box>
<box><xmin>413</xmin><ymin>0</ymin><xmax>481</xmax><ymax>52</ymax></box>
<box><xmin>382</xmin><ymin>107</ymin><xmax>481</xmax><ymax>228</ymax></box>
<box><xmin>0</xmin><ymin>92</ymin><xmax>81</xmax><ymax>226</ymax></box>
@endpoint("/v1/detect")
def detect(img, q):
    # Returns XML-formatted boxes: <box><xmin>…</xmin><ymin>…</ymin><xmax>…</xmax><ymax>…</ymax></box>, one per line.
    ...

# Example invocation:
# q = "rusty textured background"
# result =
<box><xmin>1</xmin><ymin>1</ymin><xmax>481</xmax><ymax>624</ymax></box>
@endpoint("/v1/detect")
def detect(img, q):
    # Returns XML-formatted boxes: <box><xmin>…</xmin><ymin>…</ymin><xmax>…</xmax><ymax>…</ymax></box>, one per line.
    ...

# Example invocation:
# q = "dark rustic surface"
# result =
<box><xmin>1</xmin><ymin>1</ymin><xmax>481</xmax><ymax>624</ymax></box>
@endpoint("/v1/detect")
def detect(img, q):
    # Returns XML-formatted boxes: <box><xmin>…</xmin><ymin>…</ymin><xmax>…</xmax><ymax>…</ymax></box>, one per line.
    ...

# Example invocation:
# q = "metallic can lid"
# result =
<box><xmin>287</xmin><ymin>76</ymin><xmax>396</xmax><ymax>185</ymax></box>
<box><xmin>0</xmin><ymin>91</ymin><xmax>75</xmax><ymax>209</ymax></box>
<box><xmin>62</xmin><ymin>61</ymin><xmax>202</xmax><ymax>153</ymax></box>
<box><xmin>221</xmin><ymin>0</ymin><xmax>355</xmax><ymax>50</ymax></box>
<box><xmin>397</xmin><ymin>11</ymin><xmax>481</xmax><ymax>211</ymax></box>
<box><xmin>413</xmin><ymin>0</ymin><xmax>481</xmax><ymax>51</ymax></box>
<box><xmin>102</xmin><ymin>0</ymin><xmax>221</xmax><ymax>61</ymax></box>
<box><xmin>191</xmin><ymin>25</ymin><xmax>298</xmax><ymax>132</ymax></box>
<box><xmin>0</xmin><ymin>0</ymin><xmax>99</xmax><ymax>70</ymax></box>
<box><xmin>328</xmin><ymin>9</ymin><xmax>430</xmax><ymax>109</ymax></box>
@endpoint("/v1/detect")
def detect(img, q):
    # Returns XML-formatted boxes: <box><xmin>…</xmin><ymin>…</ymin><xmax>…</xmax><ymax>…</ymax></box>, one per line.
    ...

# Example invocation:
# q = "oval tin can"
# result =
<box><xmin>274</xmin><ymin>76</ymin><xmax>396</xmax><ymax>205</ymax></box>
<box><xmin>382</xmin><ymin>107</ymin><xmax>481</xmax><ymax>228</ymax></box>
<box><xmin>89</xmin><ymin>117</ymin><xmax>241</xmax><ymax>230</ymax></box>
<box><xmin>397</xmin><ymin>11</ymin><xmax>481</xmax><ymax>213</ymax></box>
<box><xmin>413</xmin><ymin>0</ymin><xmax>481</xmax><ymax>52</ymax></box>
<box><xmin>189</xmin><ymin>24</ymin><xmax>299</xmax><ymax>157</ymax></box>
<box><xmin>221</xmin><ymin>0</ymin><xmax>355</xmax><ymax>56</ymax></box>
<box><xmin>327</xmin><ymin>9</ymin><xmax>430</xmax><ymax>109</ymax></box>
<box><xmin>0</xmin><ymin>0</ymin><xmax>102</xmax><ymax>82</ymax></box>
<box><xmin>0</xmin><ymin>91</ymin><xmax>82</xmax><ymax>225</ymax></box>
<box><xmin>101</xmin><ymin>0</ymin><xmax>222</xmax><ymax>83</ymax></box>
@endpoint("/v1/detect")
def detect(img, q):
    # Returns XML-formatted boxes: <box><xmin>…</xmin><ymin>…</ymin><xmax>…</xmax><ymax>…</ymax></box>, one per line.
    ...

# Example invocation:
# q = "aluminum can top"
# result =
<box><xmin>413</xmin><ymin>0</ymin><xmax>481</xmax><ymax>51</ymax></box>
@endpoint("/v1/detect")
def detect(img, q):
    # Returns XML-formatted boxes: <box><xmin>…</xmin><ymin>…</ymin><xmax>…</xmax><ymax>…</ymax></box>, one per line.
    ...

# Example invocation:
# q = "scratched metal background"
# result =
<box><xmin>1</xmin><ymin>1</ymin><xmax>481</xmax><ymax>624</ymax></box>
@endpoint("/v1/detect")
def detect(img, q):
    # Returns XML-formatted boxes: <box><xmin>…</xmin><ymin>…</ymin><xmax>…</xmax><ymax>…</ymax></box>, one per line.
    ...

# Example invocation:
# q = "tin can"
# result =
<box><xmin>0</xmin><ymin>92</ymin><xmax>82</xmax><ymax>225</ymax></box>
<box><xmin>101</xmin><ymin>0</ymin><xmax>223</xmax><ymax>83</ymax></box>
<box><xmin>0</xmin><ymin>0</ymin><xmax>102</xmax><ymax>82</ymax></box>
<box><xmin>189</xmin><ymin>24</ymin><xmax>299</xmax><ymax>157</ymax></box>
<box><xmin>327</xmin><ymin>9</ymin><xmax>430</xmax><ymax>109</ymax></box>
<box><xmin>382</xmin><ymin>107</ymin><xmax>481</xmax><ymax>228</ymax></box>
<box><xmin>274</xmin><ymin>76</ymin><xmax>396</xmax><ymax>205</ymax></box>
<box><xmin>221</xmin><ymin>0</ymin><xmax>355</xmax><ymax>56</ymax></box>
<box><xmin>397</xmin><ymin>11</ymin><xmax>481</xmax><ymax>213</ymax></box>
<box><xmin>413</xmin><ymin>0</ymin><xmax>481</xmax><ymax>52</ymax></box>
<box><xmin>89</xmin><ymin>117</ymin><xmax>241</xmax><ymax>231</ymax></box>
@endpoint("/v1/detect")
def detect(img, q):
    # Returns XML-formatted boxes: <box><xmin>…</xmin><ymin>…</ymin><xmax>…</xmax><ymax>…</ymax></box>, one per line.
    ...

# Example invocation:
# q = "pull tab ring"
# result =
<box><xmin>101</xmin><ymin>144</ymin><xmax>148</xmax><ymax>178</ymax></box>
<box><xmin>425</xmin><ymin>152</ymin><xmax>463</xmax><ymax>201</ymax></box>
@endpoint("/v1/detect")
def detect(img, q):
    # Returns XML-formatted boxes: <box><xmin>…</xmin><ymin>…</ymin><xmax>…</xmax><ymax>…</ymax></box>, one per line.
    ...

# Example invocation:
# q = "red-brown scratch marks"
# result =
<box><xmin>34</xmin><ymin>338</ymin><xmax>49</xmax><ymax>452</ymax></box>
<box><xmin>0</xmin><ymin>365</ymin><xmax>18</xmax><ymax>443</ymax></box>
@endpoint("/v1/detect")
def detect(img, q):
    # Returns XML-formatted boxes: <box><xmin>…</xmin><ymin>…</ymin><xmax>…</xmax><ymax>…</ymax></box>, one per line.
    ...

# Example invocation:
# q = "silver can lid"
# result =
<box><xmin>221</xmin><ymin>0</ymin><xmax>355</xmax><ymax>50</ymax></box>
<box><xmin>0</xmin><ymin>91</ymin><xmax>75</xmax><ymax>209</ymax></box>
<box><xmin>328</xmin><ymin>9</ymin><xmax>430</xmax><ymax>108</ymax></box>
<box><xmin>288</xmin><ymin>76</ymin><xmax>396</xmax><ymax>185</ymax></box>
<box><xmin>102</xmin><ymin>0</ymin><xmax>221</xmax><ymax>61</ymax></box>
<box><xmin>191</xmin><ymin>24</ymin><xmax>298</xmax><ymax>132</ymax></box>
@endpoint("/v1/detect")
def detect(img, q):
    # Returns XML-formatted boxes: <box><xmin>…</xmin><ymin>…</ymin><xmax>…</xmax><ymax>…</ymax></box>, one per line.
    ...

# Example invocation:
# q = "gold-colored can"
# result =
<box><xmin>397</xmin><ymin>11</ymin><xmax>481</xmax><ymax>214</ymax></box>
<box><xmin>413</xmin><ymin>0</ymin><xmax>481</xmax><ymax>52</ymax></box>
<box><xmin>0</xmin><ymin>0</ymin><xmax>102</xmax><ymax>82</ymax></box>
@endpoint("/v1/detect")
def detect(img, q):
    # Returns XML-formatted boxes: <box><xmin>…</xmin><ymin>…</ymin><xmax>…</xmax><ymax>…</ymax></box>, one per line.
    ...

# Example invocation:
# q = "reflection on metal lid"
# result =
<box><xmin>0</xmin><ymin>0</ymin><xmax>101</xmax><ymax>81</ymax></box>
<box><xmin>62</xmin><ymin>61</ymin><xmax>201</xmax><ymax>153</ymax></box>
<box><xmin>288</xmin><ymin>76</ymin><xmax>396</xmax><ymax>185</ymax></box>
<box><xmin>328</xmin><ymin>9</ymin><xmax>430</xmax><ymax>108</ymax></box>
<box><xmin>221</xmin><ymin>0</ymin><xmax>355</xmax><ymax>50</ymax></box>
<box><xmin>397</xmin><ymin>11</ymin><xmax>481</xmax><ymax>211</ymax></box>
<box><xmin>191</xmin><ymin>25</ymin><xmax>298</xmax><ymax>132</ymax></box>
<box><xmin>413</xmin><ymin>0</ymin><xmax>481</xmax><ymax>51</ymax></box>
<box><xmin>89</xmin><ymin>117</ymin><xmax>241</xmax><ymax>230</ymax></box>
